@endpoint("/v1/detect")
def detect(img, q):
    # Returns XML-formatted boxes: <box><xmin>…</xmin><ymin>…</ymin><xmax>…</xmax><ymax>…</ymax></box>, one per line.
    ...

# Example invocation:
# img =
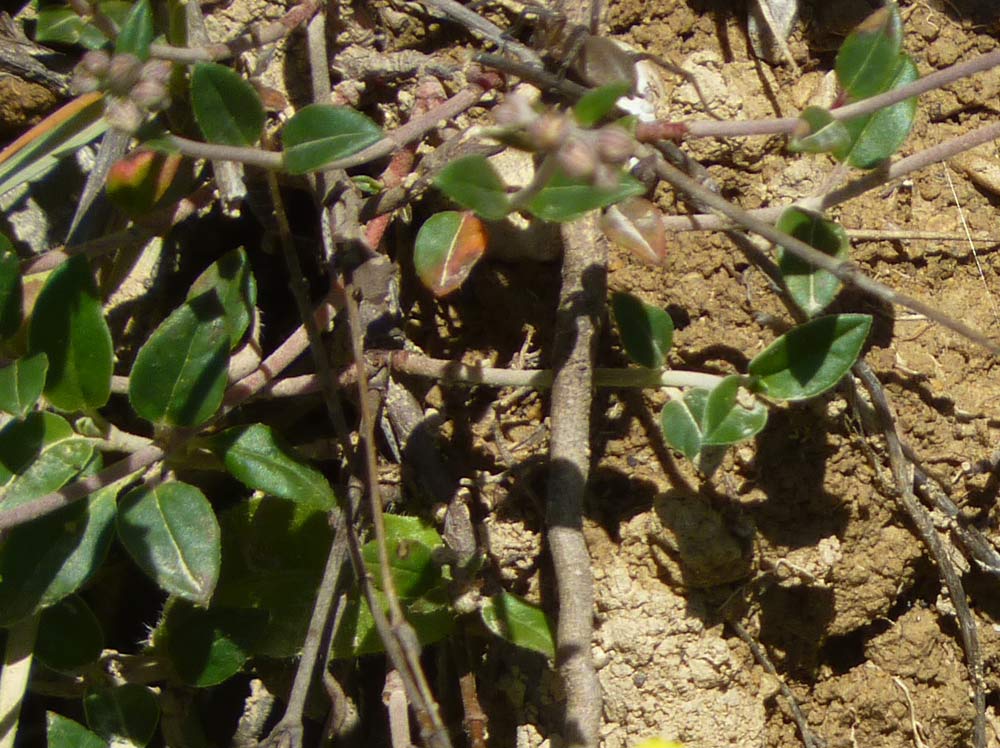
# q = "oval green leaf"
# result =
<box><xmin>28</xmin><ymin>255</ymin><xmax>113</xmax><ymax>412</ymax></box>
<box><xmin>527</xmin><ymin>168</ymin><xmax>645</xmax><ymax>223</ymax></box>
<box><xmin>0</xmin><ymin>411</ymin><xmax>74</xmax><ymax>486</ymax></box>
<box><xmin>480</xmin><ymin>590</ymin><xmax>556</xmax><ymax>659</ymax></box>
<box><xmin>201</xmin><ymin>423</ymin><xmax>336</xmax><ymax>510</ymax></box>
<box><xmin>282</xmin><ymin>105</ymin><xmax>383</xmax><ymax>175</ymax></box>
<box><xmin>788</xmin><ymin>106</ymin><xmax>851</xmax><ymax>155</ymax></box>
<box><xmin>0</xmin><ymin>353</ymin><xmax>49</xmax><ymax>418</ymax></box>
<box><xmin>115</xmin><ymin>0</ymin><xmax>154</xmax><ymax>60</ymax></box>
<box><xmin>186</xmin><ymin>248</ymin><xmax>257</xmax><ymax>350</ymax></box>
<box><xmin>611</xmin><ymin>291</ymin><xmax>673</xmax><ymax>368</ymax></box>
<box><xmin>748</xmin><ymin>314</ymin><xmax>872</xmax><ymax>400</ymax></box>
<box><xmin>330</xmin><ymin>588</ymin><xmax>455</xmax><ymax>659</ymax></box>
<box><xmin>776</xmin><ymin>207</ymin><xmax>850</xmax><ymax>316</ymax></box>
<box><xmin>700</xmin><ymin>375</ymin><xmax>768</xmax><ymax>446</ymax></box>
<box><xmin>129</xmin><ymin>290</ymin><xmax>230</xmax><ymax>427</ymax></box>
<box><xmin>190</xmin><ymin>63</ymin><xmax>265</xmax><ymax>147</ymax></box>
<box><xmin>84</xmin><ymin>684</ymin><xmax>160</xmax><ymax>747</ymax></box>
<box><xmin>116</xmin><ymin>481</ymin><xmax>221</xmax><ymax>605</ymax></box>
<box><xmin>414</xmin><ymin>211</ymin><xmax>488</xmax><ymax>297</ymax></box>
<box><xmin>0</xmin><ymin>233</ymin><xmax>22</xmax><ymax>340</ymax></box>
<box><xmin>36</xmin><ymin>595</ymin><xmax>104</xmax><ymax>672</ymax></box>
<box><xmin>160</xmin><ymin>603</ymin><xmax>266</xmax><ymax>687</ymax></box>
<box><xmin>661</xmin><ymin>388</ymin><xmax>708</xmax><ymax>460</ymax></box>
<box><xmin>838</xmin><ymin>54</ymin><xmax>918</xmax><ymax>169</ymax></box>
<box><xmin>46</xmin><ymin>713</ymin><xmax>106</xmax><ymax>748</ymax></box>
<box><xmin>0</xmin><ymin>437</ymin><xmax>93</xmax><ymax>512</ymax></box>
<box><xmin>433</xmin><ymin>155</ymin><xmax>511</xmax><ymax>221</ymax></box>
<box><xmin>574</xmin><ymin>82</ymin><xmax>631</xmax><ymax>128</ymax></box>
<box><xmin>660</xmin><ymin>377</ymin><xmax>767</xmax><ymax>459</ymax></box>
<box><xmin>360</xmin><ymin>514</ymin><xmax>445</xmax><ymax>598</ymax></box>
<box><xmin>835</xmin><ymin>4</ymin><xmax>903</xmax><ymax>101</ymax></box>
<box><xmin>0</xmin><ymin>483</ymin><xmax>116</xmax><ymax>626</ymax></box>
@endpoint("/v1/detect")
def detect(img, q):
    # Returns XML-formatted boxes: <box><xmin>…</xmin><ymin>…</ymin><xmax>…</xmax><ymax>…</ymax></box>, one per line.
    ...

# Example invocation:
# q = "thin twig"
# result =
<box><xmin>651</xmin><ymin>154</ymin><xmax>1000</xmax><ymax>354</ymax></box>
<box><xmin>343</xmin><ymin>280</ymin><xmax>451</xmax><ymax>747</ymax></box>
<box><xmin>728</xmin><ymin>617</ymin><xmax>823</xmax><ymax>748</ymax></box>
<box><xmin>168</xmin><ymin>71</ymin><xmax>499</xmax><ymax>171</ymax></box>
<box><xmin>419</xmin><ymin>0</ymin><xmax>542</xmax><ymax>65</ymax></box>
<box><xmin>148</xmin><ymin>0</ymin><xmax>320</xmax><ymax>63</ymax></box>
<box><xmin>662</xmin><ymin>119</ymin><xmax>1000</xmax><ymax>233</ymax></box>
<box><xmin>852</xmin><ymin>362</ymin><xmax>986</xmax><ymax>748</ymax></box>
<box><xmin>547</xmin><ymin>213</ymin><xmax>605</xmax><ymax>748</ymax></box>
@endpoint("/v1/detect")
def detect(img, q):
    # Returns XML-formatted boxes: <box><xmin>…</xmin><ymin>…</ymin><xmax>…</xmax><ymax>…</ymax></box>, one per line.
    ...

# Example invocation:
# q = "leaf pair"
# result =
<box><xmin>188</xmin><ymin>63</ymin><xmax>383</xmax><ymax>173</ymax></box>
<box><xmin>790</xmin><ymin>3</ymin><xmax>917</xmax><ymax>168</ymax></box>
<box><xmin>612</xmin><ymin>292</ymin><xmax>872</xmax><ymax>459</ymax></box>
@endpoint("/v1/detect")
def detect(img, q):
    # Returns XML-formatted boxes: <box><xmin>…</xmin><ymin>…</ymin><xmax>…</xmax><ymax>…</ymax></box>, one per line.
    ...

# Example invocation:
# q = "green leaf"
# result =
<box><xmin>0</xmin><ymin>353</ymin><xmax>49</xmax><ymax>418</ymax></box>
<box><xmin>788</xmin><ymin>106</ymin><xmax>851</xmax><ymax>155</ymax></box>
<box><xmin>213</xmin><ymin>497</ymin><xmax>332</xmax><ymax>657</ymax></box>
<box><xmin>36</xmin><ymin>595</ymin><xmax>104</xmax><ymax>672</ymax></box>
<box><xmin>0</xmin><ymin>233</ymin><xmax>22</xmax><ymax>340</ymax></box>
<box><xmin>115</xmin><ymin>0</ymin><xmax>154</xmax><ymax>60</ymax></box>
<box><xmin>28</xmin><ymin>255</ymin><xmax>113</xmax><ymax>412</ymax></box>
<box><xmin>527</xmin><ymin>168</ymin><xmax>645</xmax><ymax>222</ymax></box>
<box><xmin>748</xmin><ymin>314</ymin><xmax>872</xmax><ymax>400</ymax></box>
<box><xmin>433</xmin><ymin>155</ymin><xmax>511</xmax><ymax>221</ymax></box>
<box><xmin>330</xmin><ymin>588</ymin><xmax>455</xmax><ymax>659</ymax></box>
<box><xmin>835</xmin><ymin>4</ymin><xmax>904</xmax><ymax>101</ymax></box>
<box><xmin>776</xmin><ymin>207</ymin><xmax>850</xmax><ymax>316</ymax></box>
<box><xmin>660</xmin><ymin>376</ymin><xmax>768</xmax><ymax>459</ymax></box>
<box><xmin>46</xmin><ymin>713</ymin><xmax>106</xmax><ymax>748</ymax></box>
<box><xmin>0</xmin><ymin>437</ymin><xmax>93</xmax><ymax>512</ymax></box>
<box><xmin>0</xmin><ymin>411</ymin><xmax>74</xmax><ymax>486</ymax></box>
<box><xmin>84</xmin><ymin>684</ymin><xmax>159</xmax><ymax>748</ymax></box>
<box><xmin>34</xmin><ymin>3</ymin><xmax>132</xmax><ymax>49</ymax></box>
<box><xmin>159</xmin><ymin>602</ymin><xmax>265</xmax><ymax>687</ymax></box>
<box><xmin>282</xmin><ymin>105</ymin><xmax>383</xmax><ymax>175</ymax></box>
<box><xmin>480</xmin><ymin>590</ymin><xmax>556</xmax><ymax>659</ymax></box>
<box><xmin>330</xmin><ymin>515</ymin><xmax>455</xmax><ymax>658</ymax></box>
<box><xmin>0</xmin><ymin>93</ymin><xmax>107</xmax><ymax>200</ymax></box>
<box><xmin>611</xmin><ymin>292</ymin><xmax>673</xmax><ymax>368</ymax></box>
<box><xmin>190</xmin><ymin>63</ymin><xmax>265</xmax><ymax>147</ymax></box>
<box><xmin>129</xmin><ymin>290</ymin><xmax>230</xmax><ymax>427</ymax></box>
<box><xmin>838</xmin><ymin>54</ymin><xmax>918</xmax><ymax>169</ymax></box>
<box><xmin>0</xmin><ymin>482</ymin><xmax>116</xmax><ymax>626</ymax></box>
<box><xmin>200</xmin><ymin>423</ymin><xmax>336</xmax><ymax>510</ymax></box>
<box><xmin>186</xmin><ymin>248</ymin><xmax>256</xmax><ymax>350</ymax></box>
<box><xmin>360</xmin><ymin>514</ymin><xmax>445</xmax><ymax>598</ymax></box>
<box><xmin>117</xmin><ymin>481</ymin><xmax>221</xmax><ymax>605</ymax></box>
<box><xmin>574</xmin><ymin>82</ymin><xmax>631</xmax><ymax>128</ymax></box>
<box><xmin>413</xmin><ymin>211</ymin><xmax>488</xmax><ymax>297</ymax></box>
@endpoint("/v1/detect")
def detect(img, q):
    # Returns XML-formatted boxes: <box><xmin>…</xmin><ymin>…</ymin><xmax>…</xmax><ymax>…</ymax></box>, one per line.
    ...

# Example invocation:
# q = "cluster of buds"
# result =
<box><xmin>72</xmin><ymin>51</ymin><xmax>172</xmax><ymax>133</ymax></box>
<box><xmin>493</xmin><ymin>92</ymin><xmax>635</xmax><ymax>190</ymax></box>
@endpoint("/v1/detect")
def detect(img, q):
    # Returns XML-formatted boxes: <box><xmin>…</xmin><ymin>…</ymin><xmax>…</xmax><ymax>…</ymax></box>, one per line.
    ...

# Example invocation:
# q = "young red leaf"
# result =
<box><xmin>414</xmin><ymin>211</ymin><xmax>488</xmax><ymax>297</ymax></box>
<box><xmin>106</xmin><ymin>149</ymin><xmax>183</xmax><ymax>216</ymax></box>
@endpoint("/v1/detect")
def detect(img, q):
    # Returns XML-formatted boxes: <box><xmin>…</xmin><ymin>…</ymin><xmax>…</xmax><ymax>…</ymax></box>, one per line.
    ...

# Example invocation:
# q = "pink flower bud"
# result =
<box><xmin>596</xmin><ymin>125</ymin><xmax>633</xmax><ymax>164</ymax></box>
<box><xmin>556</xmin><ymin>135</ymin><xmax>597</xmax><ymax>180</ymax></box>
<box><xmin>106</xmin><ymin>53</ymin><xmax>143</xmax><ymax>96</ymax></box>
<box><xmin>527</xmin><ymin>111</ymin><xmax>572</xmax><ymax>151</ymax></box>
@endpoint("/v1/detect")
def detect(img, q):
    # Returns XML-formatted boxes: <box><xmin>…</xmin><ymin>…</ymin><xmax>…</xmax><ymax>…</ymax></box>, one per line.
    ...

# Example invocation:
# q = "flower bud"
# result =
<box><xmin>527</xmin><ymin>110</ymin><xmax>571</xmax><ymax>151</ymax></box>
<box><xmin>556</xmin><ymin>135</ymin><xmax>597</xmax><ymax>180</ymax></box>
<box><xmin>131</xmin><ymin>80</ymin><xmax>169</xmax><ymax>111</ymax></box>
<box><xmin>80</xmin><ymin>50</ymin><xmax>110</xmax><ymax>77</ymax></box>
<box><xmin>596</xmin><ymin>125</ymin><xmax>633</xmax><ymax>164</ymax></box>
<box><xmin>106</xmin><ymin>53</ymin><xmax>143</xmax><ymax>96</ymax></box>
<box><xmin>140</xmin><ymin>59</ymin><xmax>173</xmax><ymax>85</ymax></box>
<box><xmin>105</xmin><ymin>96</ymin><xmax>144</xmax><ymax>133</ymax></box>
<box><xmin>71</xmin><ymin>69</ymin><xmax>100</xmax><ymax>95</ymax></box>
<box><xmin>493</xmin><ymin>93</ymin><xmax>537</xmax><ymax>129</ymax></box>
